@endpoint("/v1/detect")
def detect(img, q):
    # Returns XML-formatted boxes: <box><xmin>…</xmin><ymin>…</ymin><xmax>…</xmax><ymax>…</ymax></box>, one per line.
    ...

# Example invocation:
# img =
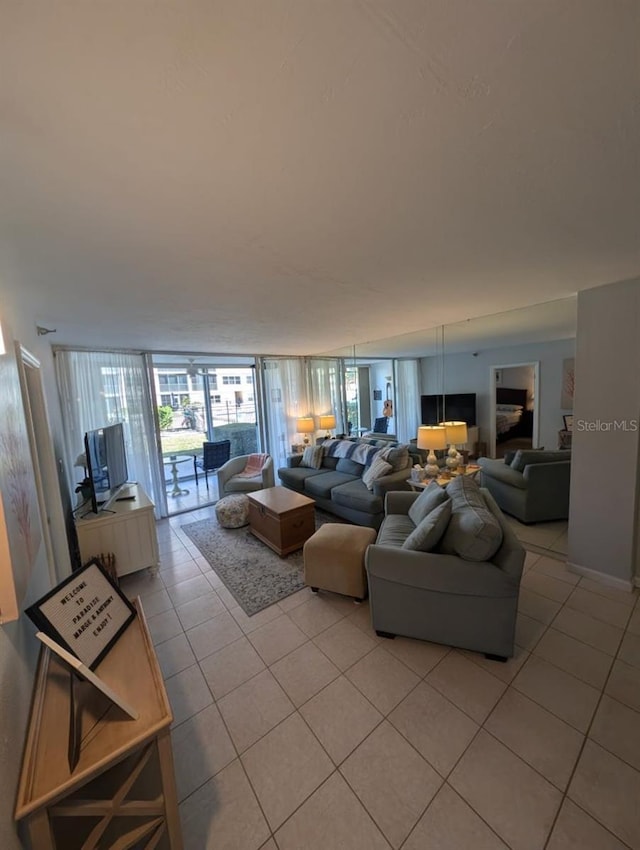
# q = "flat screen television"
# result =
<box><xmin>421</xmin><ymin>393</ymin><xmax>477</xmax><ymax>427</ymax></box>
<box><xmin>84</xmin><ymin>423</ymin><xmax>129</xmax><ymax>513</ymax></box>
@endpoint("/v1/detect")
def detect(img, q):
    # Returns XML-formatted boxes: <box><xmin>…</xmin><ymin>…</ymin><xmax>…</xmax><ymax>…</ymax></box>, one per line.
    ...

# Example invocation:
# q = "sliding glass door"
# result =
<box><xmin>150</xmin><ymin>355</ymin><xmax>258</xmax><ymax>515</ymax></box>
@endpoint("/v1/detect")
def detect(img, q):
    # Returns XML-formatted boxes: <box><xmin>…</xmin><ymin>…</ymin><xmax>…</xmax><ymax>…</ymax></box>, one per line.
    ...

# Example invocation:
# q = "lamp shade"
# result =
<box><xmin>319</xmin><ymin>415</ymin><xmax>336</xmax><ymax>431</ymax></box>
<box><xmin>440</xmin><ymin>421</ymin><xmax>468</xmax><ymax>445</ymax></box>
<box><xmin>416</xmin><ymin>425</ymin><xmax>447</xmax><ymax>451</ymax></box>
<box><xmin>296</xmin><ymin>417</ymin><xmax>316</xmax><ymax>434</ymax></box>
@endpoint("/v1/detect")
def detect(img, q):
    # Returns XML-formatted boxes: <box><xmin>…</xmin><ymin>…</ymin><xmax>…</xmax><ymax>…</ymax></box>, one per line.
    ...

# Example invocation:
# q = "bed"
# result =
<box><xmin>496</xmin><ymin>388</ymin><xmax>530</xmax><ymax>444</ymax></box>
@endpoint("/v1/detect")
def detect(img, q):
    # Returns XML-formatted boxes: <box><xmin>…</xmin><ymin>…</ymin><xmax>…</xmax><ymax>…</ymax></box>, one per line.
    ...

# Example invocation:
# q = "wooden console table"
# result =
<box><xmin>75</xmin><ymin>484</ymin><xmax>159</xmax><ymax>577</ymax></box>
<box><xmin>15</xmin><ymin>599</ymin><xmax>183</xmax><ymax>849</ymax></box>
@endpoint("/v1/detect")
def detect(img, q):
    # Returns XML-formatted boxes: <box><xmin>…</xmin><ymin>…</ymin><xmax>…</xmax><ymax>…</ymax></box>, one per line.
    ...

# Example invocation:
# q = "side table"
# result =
<box><xmin>164</xmin><ymin>454</ymin><xmax>191</xmax><ymax>497</ymax></box>
<box><xmin>558</xmin><ymin>429</ymin><xmax>572</xmax><ymax>450</ymax></box>
<box><xmin>407</xmin><ymin>466</ymin><xmax>481</xmax><ymax>490</ymax></box>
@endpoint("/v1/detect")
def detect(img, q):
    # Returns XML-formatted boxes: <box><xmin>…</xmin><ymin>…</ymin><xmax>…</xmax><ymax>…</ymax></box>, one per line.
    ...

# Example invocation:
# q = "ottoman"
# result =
<box><xmin>303</xmin><ymin>524</ymin><xmax>377</xmax><ymax>601</ymax></box>
<box><xmin>215</xmin><ymin>494</ymin><xmax>250</xmax><ymax>528</ymax></box>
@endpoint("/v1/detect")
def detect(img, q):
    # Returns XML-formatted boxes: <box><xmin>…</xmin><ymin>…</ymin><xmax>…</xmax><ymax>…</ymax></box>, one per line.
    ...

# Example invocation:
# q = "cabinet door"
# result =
<box><xmin>76</xmin><ymin>508</ymin><xmax>158</xmax><ymax>576</ymax></box>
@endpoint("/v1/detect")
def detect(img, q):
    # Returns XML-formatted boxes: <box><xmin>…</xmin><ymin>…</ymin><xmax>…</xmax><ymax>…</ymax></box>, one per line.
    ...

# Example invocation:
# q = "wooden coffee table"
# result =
<box><xmin>247</xmin><ymin>487</ymin><xmax>316</xmax><ymax>557</ymax></box>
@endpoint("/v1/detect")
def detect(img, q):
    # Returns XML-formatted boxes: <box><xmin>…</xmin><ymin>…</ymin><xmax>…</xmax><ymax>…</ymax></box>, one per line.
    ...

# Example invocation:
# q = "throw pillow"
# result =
<box><xmin>403</xmin><ymin>500</ymin><xmax>452</xmax><ymax>552</ymax></box>
<box><xmin>408</xmin><ymin>482</ymin><xmax>449</xmax><ymax>526</ymax></box>
<box><xmin>336</xmin><ymin>458</ymin><xmax>365</xmax><ymax>476</ymax></box>
<box><xmin>510</xmin><ymin>449</ymin><xmax>532</xmax><ymax>472</ymax></box>
<box><xmin>361</xmin><ymin>455</ymin><xmax>392</xmax><ymax>490</ymax></box>
<box><xmin>379</xmin><ymin>444</ymin><xmax>410</xmax><ymax>472</ymax></box>
<box><xmin>440</xmin><ymin>479</ymin><xmax>503</xmax><ymax>561</ymax></box>
<box><xmin>445</xmin><ymin>474</ymin><xmax>485</xmax><ymax>509</ymax></box>
<box><xmin>300</xmin><ymin>445</ymin><xmax>323</xmax><ymax>469</ymax></box>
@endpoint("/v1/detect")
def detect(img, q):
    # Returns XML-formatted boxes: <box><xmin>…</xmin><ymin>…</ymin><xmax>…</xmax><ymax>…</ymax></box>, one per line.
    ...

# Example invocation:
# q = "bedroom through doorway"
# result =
<box><xmin>490</xmin><ymin>363</ymin><xmax>539</xmax><ymax>459</ymax></box>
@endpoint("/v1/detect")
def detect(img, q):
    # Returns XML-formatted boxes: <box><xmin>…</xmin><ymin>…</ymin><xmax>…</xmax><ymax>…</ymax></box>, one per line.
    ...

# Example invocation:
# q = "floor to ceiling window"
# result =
<box><xmin>150</xmin><ymin>355</ymin><xmax>258</xmax><ymax>516</ymax></box>
<box><xmin>55</xmin><ymin>349</ymin><xmax>165</xmax><ymax>517</ymax></box>
<box><xmin>344</xmin><ymin>365</ymin><xmax>361</xmax><ymax>435</ymax></box>
<box><xmin>258</xmin><ymin>357</ymin><xmax>345</xmax><ymax>469</ymax></box>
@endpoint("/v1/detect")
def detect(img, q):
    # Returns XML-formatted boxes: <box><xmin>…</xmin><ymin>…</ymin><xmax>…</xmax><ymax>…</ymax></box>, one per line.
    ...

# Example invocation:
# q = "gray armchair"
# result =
<box><xmin>217</xmin><ymin>454</ymin><xmax>275</xmax><ymax>498</ymax></box>
<box><xmin>365</xmin><ymin>489</ymin><xmax>525</xmax><ymax>660</ymax></box>
<box><xmin>478</xmin><ymin>450</ymin><xmax>571</xmax><ymax>523</ymax></box>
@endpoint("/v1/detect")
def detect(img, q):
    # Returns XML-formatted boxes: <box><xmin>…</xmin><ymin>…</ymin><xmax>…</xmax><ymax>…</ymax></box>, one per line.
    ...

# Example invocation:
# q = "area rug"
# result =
<box><xmin>181</xmin><ymin>509</ymin><xmax>341</xmax><ymax>616</ymax></box>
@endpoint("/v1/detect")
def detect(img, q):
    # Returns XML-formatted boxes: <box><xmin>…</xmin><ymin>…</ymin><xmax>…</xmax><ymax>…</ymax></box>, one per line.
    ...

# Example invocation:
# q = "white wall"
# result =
<box><xmin>0</xmin><ymin>288</ymin><xmax>71</xmax><ymax>849</ymax></box>
<box><xmin>419</xmin><ymin>338</ymin><xmax>576</xmax><ymax>454</ymax></box>
<box><xmin>568</xmin><ymin>277</ymin><xmax>640</xmax><ymax>585</ymax></box>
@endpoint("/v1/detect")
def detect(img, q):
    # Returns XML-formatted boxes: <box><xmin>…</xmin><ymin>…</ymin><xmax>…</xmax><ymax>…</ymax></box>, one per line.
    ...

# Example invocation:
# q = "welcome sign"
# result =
<box><xmin>26</xmin><ymin>559</ymin><xmax>136</xmax><ymax>669</ymax></box>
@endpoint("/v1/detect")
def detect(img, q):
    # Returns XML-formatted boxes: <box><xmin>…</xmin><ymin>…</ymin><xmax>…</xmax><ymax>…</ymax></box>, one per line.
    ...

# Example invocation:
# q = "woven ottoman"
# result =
<box><xmin>215</xmin><ymin>494</ymin><xmax>250</xmax><ymax>528</ymax></box>
<box><xmin>303</xmin><ymin>523</ymin><xmax>377</xmax><ymax>601</ymax></box>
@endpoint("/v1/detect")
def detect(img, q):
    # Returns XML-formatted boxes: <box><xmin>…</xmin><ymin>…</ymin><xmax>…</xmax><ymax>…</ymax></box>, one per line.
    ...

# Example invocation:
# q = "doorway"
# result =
<box><xmin>489</xmin><ymin>362</ymin><xmax>540</xmax><ymax>459</ymax></box>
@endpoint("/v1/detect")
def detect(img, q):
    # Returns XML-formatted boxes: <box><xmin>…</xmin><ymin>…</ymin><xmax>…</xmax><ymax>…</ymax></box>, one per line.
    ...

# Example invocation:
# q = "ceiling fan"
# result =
<box><xmin>186</xmin><ymin>358</ymin><xmax>208</xmax><ymax>378</ymax></box>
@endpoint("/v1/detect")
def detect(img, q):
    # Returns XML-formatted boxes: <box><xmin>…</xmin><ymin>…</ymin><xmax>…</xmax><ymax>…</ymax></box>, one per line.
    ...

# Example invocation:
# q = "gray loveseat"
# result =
<box><xmin>478</xmin><ymin>449</ymin><xmax>571</xmax><ymax>523</ymax></box>
<box><xmin>278</xmin><ymin>437</ymin><xmax>412</xmax><ymax>529</ymax></box>
<box><xmin>365</xmin><ymin>483</ymin><xmax>525</xmax><ymax>659</ymax></box>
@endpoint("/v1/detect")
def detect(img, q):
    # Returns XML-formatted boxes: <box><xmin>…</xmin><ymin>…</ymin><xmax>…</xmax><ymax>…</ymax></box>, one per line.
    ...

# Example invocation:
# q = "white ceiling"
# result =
<box><xmin>1</xmin><ymin>2</ymin><xmax>638</xmax><ymax>356</ymax></box>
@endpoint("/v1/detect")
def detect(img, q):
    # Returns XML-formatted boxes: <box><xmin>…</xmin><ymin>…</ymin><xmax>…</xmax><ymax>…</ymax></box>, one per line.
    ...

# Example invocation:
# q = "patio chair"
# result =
<box><xmin>373</xmin><ymin>417</ymin><xmax>389</xmax><ymax>434</ymax></box>
<box><xmin>193</xmin><ymin>440</ymin><xmax>231</xmax><ymax>488</ymax></box>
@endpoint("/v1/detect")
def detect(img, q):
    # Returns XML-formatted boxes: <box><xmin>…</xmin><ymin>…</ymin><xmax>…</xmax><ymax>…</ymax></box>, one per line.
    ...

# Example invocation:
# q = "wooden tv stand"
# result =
<box><xmin>15</xmin><ymin>599</ymin><xmax>183</xmax><ymax>849</ymax></box>
<box><xmin>75</xmin><ymin>483</ymin><xmax>159</xmax><ymax>576</ymax></box>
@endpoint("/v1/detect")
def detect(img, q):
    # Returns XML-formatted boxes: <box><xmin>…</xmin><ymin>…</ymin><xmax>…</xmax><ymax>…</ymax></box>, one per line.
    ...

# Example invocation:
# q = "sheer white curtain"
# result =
<box><xmin>258</xmin><ymin>357</ymin><xmax>309</xmax><ymax>469</ymax></box>
<box><xmin>258</xmin><ymin>357</ymin><xmax>349</xmax><ymax>468</ymax></box>
<box><xmin>308</xmin><ymin>358</ymin><xmax>345</xmax><ymax>436</ymax></box>
<box><xmin>394</xmin><ymin>359</ymin><xmax>421</xmax><ymax>444</ymax></box>
<box><xmin>55</xmin><ymin>350</ymin><xmax>164</xmax><ymax>515</ymax></box>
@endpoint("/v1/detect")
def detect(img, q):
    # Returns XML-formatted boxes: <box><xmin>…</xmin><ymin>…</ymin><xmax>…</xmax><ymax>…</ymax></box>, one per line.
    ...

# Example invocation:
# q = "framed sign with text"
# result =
<box><xmin>25</xmin><ymin>559</ymin><xmax>136</xmax><ymax>669</ymax></box>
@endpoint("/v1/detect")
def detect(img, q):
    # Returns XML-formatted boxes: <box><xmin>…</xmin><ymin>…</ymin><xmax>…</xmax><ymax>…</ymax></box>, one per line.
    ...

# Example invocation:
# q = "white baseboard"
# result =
<box><xmin>566</xmin><ymin>560</ymin><xmax>635</xmax><ymax>593</ymax></box>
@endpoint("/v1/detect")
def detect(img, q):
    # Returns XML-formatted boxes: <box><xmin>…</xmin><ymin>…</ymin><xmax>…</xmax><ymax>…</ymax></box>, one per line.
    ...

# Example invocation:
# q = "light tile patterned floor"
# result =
<box><xmin>119</xmin><ymin>511</ymin><xmax>640</xmax><ymax>850</ymax></box>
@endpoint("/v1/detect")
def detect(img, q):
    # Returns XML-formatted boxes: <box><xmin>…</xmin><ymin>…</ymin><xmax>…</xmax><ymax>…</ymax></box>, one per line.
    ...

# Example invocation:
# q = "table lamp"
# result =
<box><xmin>416</xmin><ymin>426</ymin><xmax>447</xmax><ymax>478</ymax></box>
<box><xmin>440</xmin><ymin>421</ymin><xmax>468</xmax><ymax>471</ymax></box>
<box><xmin>319</xmin><ymin>415</ymin><xmax>336</xmax><ymax>439</ymax></box>
<box><xmin>296</xmin><ymin>416</ymin><xmax>316</xmax><ymax>446</ymax></box>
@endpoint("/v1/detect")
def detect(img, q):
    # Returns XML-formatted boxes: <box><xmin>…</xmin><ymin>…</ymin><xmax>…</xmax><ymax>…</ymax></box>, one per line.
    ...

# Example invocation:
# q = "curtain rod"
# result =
<box><xmin>53</xmin><ymin>345</ymin><xmax>145</xmax><ymax>356</ymax></box>
<box><xmin>53</xmin><ymin>345</ymin><xmax>306</xmax><ymax>360</ymax></box>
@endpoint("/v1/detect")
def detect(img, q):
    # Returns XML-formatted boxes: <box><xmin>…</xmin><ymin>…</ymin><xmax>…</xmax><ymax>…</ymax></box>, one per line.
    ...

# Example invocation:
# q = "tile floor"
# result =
<box><xmin>505</xmin><ymin>515</ymin><xmax>568</xmax><ymax>558</ymax></box>
<box><xmin>119</xmin><ymin>506</ymin><xmax>640</xmax><ymax>850</ymax></box>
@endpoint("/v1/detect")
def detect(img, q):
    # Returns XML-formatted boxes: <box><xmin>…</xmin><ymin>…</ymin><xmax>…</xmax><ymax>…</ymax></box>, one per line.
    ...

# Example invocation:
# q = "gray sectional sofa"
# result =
<box><xmin>365</xmin><ymin>479</ymin><xmax>525</xmax><ymax>659</ymax></box>
<box><xmin>277</xmin><ymin>437</ymin><xmax>412</xmax><ymax>529</ymax></box>
<box><xmin>478</xmin><ymin>449</ymin><xmax>571</xmax><ymax>523</ymax></box>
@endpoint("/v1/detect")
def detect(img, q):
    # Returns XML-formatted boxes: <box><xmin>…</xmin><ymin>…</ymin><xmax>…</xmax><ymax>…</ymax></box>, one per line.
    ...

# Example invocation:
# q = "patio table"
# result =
<box><xmin>164</xmin><ymin>454</ymin><xmax>192</xmax><ymax>497</ymax></box>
